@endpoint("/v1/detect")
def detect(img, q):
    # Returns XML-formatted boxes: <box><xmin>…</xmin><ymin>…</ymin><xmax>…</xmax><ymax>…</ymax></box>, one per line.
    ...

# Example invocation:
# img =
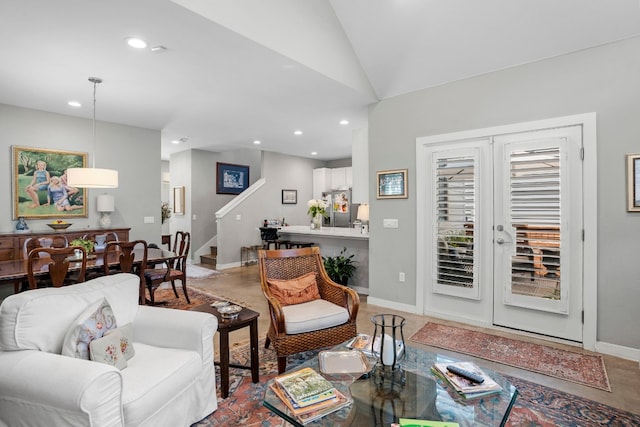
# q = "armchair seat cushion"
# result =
<box><xmin>121</xmin><ymin>343</ymin><xmax>203</xmax><ymax>426</ymax></box>
<box><xmin>282</xmin><ymin>299</ymin><xmax>350</xmax><ymax>334</ymax></box>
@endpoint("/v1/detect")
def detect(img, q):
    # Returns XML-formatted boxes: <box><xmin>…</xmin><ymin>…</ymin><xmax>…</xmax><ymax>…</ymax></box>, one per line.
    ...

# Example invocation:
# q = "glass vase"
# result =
<box><xmin>311</xmin><ymin>213</ymin><xmax>323</xmax><ymax>230</ymax></box>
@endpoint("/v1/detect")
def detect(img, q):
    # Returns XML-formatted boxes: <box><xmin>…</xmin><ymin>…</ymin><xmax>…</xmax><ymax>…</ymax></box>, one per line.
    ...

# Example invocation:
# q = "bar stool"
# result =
<box><xmin>259</xmin><ymin>227</ymin><xmax>289</xmax><ymax>249</ymax></box>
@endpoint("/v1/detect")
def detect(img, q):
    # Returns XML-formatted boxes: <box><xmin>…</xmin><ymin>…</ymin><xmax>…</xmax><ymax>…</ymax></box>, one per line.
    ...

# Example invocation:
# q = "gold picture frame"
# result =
<box><xmin>626</xmin><ymin>154</ymin><xmax>640</xmax><ymax>211</ymax></box>
<box><xmin>376</xmin><ymin>169</ymin><xmax>408</xmax><ymax>199</ymax></box>
<box><xmin>173</xmin><ymin>186</ymin><xmax>185</xmax><ymax>215</ymax></box>
<box><xmin>12</xmin><ymin>145</ymin><xmax>88</xmax><ymax>219</ymax></box>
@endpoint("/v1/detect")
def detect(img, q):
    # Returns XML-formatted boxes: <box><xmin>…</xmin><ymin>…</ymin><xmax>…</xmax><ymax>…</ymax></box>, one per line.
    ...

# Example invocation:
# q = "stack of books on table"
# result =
<box><xmin>346</xmin><ymin>333</ymin><xmax>404</xmax><ymax>360</ymax></box>
<box><xmin>270</xmin><ymin>367</ymin><xmax>352</xmax><ymax>425</ymax></box>
<box><xmin>431</xmin><ymin>361</ymin><xmax>502</xmax><ymax>399</ymax></box>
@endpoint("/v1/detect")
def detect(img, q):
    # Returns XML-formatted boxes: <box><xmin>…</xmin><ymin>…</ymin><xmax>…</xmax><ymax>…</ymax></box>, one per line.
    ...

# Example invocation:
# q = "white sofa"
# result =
<box><xmin>0</xmin><ymin>273</ymin><xmax>218</xmax><ymax>427</ymax></box>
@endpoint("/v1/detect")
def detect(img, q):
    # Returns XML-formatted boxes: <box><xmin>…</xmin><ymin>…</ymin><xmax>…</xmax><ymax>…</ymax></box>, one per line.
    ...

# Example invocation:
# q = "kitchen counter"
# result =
<box><xmin>278</xmin><ymin>226</ymin><xmax>369</xmax><ymax>294</ymax></box>
<box><xmin>277</xmin><ymin>225</ymin><xmax>368</xmax><ymax>239</ymax></box>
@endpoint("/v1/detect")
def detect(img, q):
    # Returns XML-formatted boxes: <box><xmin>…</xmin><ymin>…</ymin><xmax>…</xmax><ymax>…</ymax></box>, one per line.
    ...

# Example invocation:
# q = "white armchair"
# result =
<box><xmin>0</xmin><ymin>273</ymin><xmax>218</xmax><ymax>427</ymax></box>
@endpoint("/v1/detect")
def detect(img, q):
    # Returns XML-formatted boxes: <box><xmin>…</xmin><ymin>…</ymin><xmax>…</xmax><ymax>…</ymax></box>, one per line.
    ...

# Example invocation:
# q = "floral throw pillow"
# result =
<box><xmin>105</xmin><ymin>323</ymin><xmax>135</xmax><ymax>360</ymax></box>
<box><xmin>90</xmin><ymin>329</ymin><xmax>127</xmax><ymax>370</ymax></box>
<box><xmin>61</xmin><ymin>298</ymin><xmax>117</xmax><ymax>360</ymax></box>
<box><xmin>267</xmin><ymin>272</ymin><xmax>321</xmax><ymax>306</ymax></box>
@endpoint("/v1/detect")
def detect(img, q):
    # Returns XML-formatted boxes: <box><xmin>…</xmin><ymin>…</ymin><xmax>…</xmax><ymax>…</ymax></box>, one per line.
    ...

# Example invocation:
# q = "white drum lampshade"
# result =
<box><xmin>97</xmin><ymin>194</ymin><xmax>115</xmax><ymax>228</ymax></box>
<box><xmin>357</xmin><ymin>204</ymin><xmax>369</xmax><ymax>234</ymax></box>
<box><xmin>66</xmin><ymin>168</ymin><xmax>118</xmax><ymax>188</ymax></box>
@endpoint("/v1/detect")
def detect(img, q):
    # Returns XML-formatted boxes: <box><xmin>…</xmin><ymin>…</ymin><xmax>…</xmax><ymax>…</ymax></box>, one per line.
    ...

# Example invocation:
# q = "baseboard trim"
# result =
<box><xmin>596</xmin><ymin>341</ymin><xmax>640</xmax><ymax>363</ymax></box>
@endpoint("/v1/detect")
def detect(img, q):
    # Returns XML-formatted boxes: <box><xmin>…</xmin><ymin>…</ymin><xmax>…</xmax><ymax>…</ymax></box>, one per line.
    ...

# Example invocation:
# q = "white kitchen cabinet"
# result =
<box><xmin>313</xmin><ymin>168</ymin><xmax>330</xmax><ymax>199</ymax></box>
<box><xmin>330</xmin><ymin>167</ymin><xmax>353</xmax><ymax>190</ymax></box>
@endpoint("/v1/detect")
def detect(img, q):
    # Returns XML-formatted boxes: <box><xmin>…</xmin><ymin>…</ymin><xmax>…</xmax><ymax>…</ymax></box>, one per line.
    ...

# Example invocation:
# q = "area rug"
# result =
<box><xmin>409</xmin><ymin>322</ymin><xmax>611</xmax><ymax>392</ymax></box>
<box><xmin>192</xmin><ymin>341</ymin><xmax>640</xmax><ymax>427</ymax></box>
<box><xmin>152</xmin><ymin>287</ymin><xmax>241</xmax><ymax>310</ymax></box>
<box><xmin>187</xmin><ymin>264</ymin><xmax>221</xmax><ymax>279</ymax></box>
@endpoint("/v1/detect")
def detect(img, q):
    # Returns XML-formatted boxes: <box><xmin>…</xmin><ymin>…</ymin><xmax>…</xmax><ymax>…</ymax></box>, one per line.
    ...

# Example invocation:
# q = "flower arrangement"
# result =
<box><xmin>161</xmin><ymin>202</ymin><xmax>172</xmax><ymax>224</ymax></box>
<box><xmin>307</xmin><ymin>199</ymin><xmax>328</xmax><ymax>218</ymax></box>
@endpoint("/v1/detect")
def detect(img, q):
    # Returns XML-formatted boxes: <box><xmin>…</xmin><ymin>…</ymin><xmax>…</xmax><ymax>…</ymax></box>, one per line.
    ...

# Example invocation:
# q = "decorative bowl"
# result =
<box><xmin>217</xmin><ymin>304</ymin><xmax>242</xmax><ymax>318</ymax></box>
<box><xmin>47</xmin><ymin>223</ymin><xmax>72</xmax><ymax>230</ymax></box>
<box><xmin>210</xmin><ymin>300</ymin><xmax>230</xmax><ymax>308</ymax></box>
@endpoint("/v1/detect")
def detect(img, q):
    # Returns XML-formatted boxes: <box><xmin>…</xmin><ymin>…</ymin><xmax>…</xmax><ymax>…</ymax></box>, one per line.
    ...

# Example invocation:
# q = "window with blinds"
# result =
<box><xmin>509</xmin><ymin>147</ymin><xmax>561</xmax><ymax>300</ymax></box>
<box><xmin>435</xmin><ymin>155</ymin><xmax>476</xmax><ymax>289</ymax></box>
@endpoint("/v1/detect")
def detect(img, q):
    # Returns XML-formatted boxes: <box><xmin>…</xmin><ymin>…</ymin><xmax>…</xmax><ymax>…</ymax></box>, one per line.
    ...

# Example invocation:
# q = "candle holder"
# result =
<box><xmin>370</xmin><ymin>314</ymin><xmax>406</xmax><ymax>371</ymax></box>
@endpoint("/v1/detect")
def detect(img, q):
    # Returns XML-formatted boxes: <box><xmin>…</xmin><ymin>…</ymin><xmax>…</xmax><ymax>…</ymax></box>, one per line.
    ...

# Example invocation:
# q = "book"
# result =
<box><xmin>398</xmin><ymin>418</ymin><xmax>460</xmax><ymax>427</ymax></box>
<box><xmin>270</xmin><ymin>382</ymin><xmax>337</xmax><ymax>413</ymax></box>
<box><xmin>431</xmin><ymin>362</ymin><xmax>502</xmax><ymax>397</ymax></box>
<box><xmin>275</xmin><ymin>367</ymin><xmax>335</xmax><ymax>404</ymax></box>
<box><xmin>346</xmin><ymin>333</ymin><xmax>374</xmax><ymax>354</ymax></box>
<box><xmin>295</xmin><ymin>388</ymin><xmax>352</xmax><ymax>425</ymax></box>
<box><xmin>269</xmin><ymin>383</ymin><xmax>352</xmax><ymax>424</ymax></box>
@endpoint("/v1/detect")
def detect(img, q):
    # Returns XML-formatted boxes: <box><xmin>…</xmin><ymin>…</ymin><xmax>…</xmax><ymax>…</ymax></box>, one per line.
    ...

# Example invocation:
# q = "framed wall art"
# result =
<box><xmin>216</xmin><ymin>162</ymin><xmax>249</xmax><ymax>195</ymax></box>
<box><xmin>281</xmin><ymin>189</ymin><xmax>297</xmax><ymax>204</ymax></box>
<box><xmin>173</xmin><ymin>186</ymin><xmax>185</xmax><ymax>215</ymax></box>
<box><xmin>376</xmin><ymin>169</ymin><xmax>408</xmax><ymax>199</ymax></box>
<box><xmin>12</xmin><ymin>145</ymin><xmax>88</xmax><ymax>219</ymax></box>
<box><xmin>626</xmin><ymin>154</ymin><xmax>640</xmax><ymax>211</ymax></box>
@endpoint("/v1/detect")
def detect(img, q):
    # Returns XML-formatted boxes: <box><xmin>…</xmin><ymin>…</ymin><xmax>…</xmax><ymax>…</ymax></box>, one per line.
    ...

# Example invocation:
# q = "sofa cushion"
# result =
<box><xmin>90</xmin><ymin>329</ymin><xmax>127</xmax><ymax>370</ymax></box>
<box><xmin>267</xmin><ymin>272</ymin><xmax>320</xmax><ymax>306</ymax></box>
<box><xmin>0</xmin><ymin>273</ymin><xmax>140</xmax><ymax>353</ymax></box>
<box><xmin>281</xmin><ymin>299</ymin><xmax>350</xmax><ymax>334</ymax></box>
<box><xmin>62</xmin><ymin>298</ymin><xmax>117</xmax><ymax>360</ymax></box>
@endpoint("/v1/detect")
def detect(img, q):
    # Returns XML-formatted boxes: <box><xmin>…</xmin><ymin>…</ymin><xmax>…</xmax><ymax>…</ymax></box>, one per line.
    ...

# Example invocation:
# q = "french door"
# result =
<box><xmin>421</xmin><ymin>125</ymin><xmax>584</xmax><ymax>342</ymax></box>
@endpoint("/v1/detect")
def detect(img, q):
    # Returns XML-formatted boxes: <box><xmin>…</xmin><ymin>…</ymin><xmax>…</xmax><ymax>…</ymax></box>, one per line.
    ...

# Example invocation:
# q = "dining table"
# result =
<box><xmin>0</xmin><ymin>247</ymin><xmax>177</xmax><ymax>305</ymax></box>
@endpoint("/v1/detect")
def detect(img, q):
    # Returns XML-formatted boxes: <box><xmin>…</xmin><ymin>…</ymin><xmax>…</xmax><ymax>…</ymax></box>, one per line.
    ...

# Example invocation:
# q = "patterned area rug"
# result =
<box><xmin>187</xmin><ymin>264</ymin><xmax>221</xmax><ymax>279</ymax></box>
<box><xmin>410</xmin><ymin>322</ymin><xmax>611</xmax><ymax>391</ymax></box>
<box><xmin>192</xmin><ymin>341</ymin><xmax>640</xmax><ymax>427</ymax></box>
<box><xmin>151</xmin><ymin>287</ymin><xmax>248</xmax><ymax>310</ymax></box>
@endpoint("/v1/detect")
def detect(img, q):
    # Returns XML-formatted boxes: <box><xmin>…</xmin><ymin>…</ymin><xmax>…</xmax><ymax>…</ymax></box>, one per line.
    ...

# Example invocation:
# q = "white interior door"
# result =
<box><xmin>493</xmin><ymin>126</ymin><xmax>583</xmax><ymax>342</ymax></box>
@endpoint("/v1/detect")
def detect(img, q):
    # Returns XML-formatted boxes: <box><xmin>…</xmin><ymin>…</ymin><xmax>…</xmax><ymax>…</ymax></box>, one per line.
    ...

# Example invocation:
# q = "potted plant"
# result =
<box><xmin>70</xmin><ymin>238</ymin><xmax>95</xmax><ymax>255</ymax></box>
<box><xmin>322</xmin><ymin>247</ymin><xmax>356</xmax><ymax>286</ymax></box>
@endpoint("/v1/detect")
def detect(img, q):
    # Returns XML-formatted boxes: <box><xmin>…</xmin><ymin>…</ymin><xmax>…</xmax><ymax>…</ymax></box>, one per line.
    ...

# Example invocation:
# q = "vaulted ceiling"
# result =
<box><xmin>1</xmin><ymin>0</ymin><xmax>639</xmax><ymax>160</ymax></box>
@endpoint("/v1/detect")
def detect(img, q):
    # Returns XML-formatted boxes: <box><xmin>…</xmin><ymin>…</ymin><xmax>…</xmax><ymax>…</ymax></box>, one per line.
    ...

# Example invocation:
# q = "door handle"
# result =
<box><xmin>496</xmin><ymin>238</ymin><xmax>505</xmax><ymax>244</ymax></box>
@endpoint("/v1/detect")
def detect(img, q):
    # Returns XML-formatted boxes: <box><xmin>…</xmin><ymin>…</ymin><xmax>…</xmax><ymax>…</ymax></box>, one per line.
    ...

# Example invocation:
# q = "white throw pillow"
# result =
<box><xmin>90</xmin><ymin>329</ymin><xmax>127</xmax><ymax>370</ymax></box>
<box><xmin>61</xmin><ymin>298</ymin><xmax>117</xmax><ymax>360</ymax></box>
<box><xmin>105</xmin><ymin>323</ymin><xmax>135</xmax><ymax>360</ymax></box>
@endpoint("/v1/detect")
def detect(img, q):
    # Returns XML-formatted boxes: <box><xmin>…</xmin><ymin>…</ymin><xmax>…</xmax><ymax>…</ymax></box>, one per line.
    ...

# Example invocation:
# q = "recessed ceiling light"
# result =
<box><xmin>68</xmin><ymin>101</ymin><xmax>82</xmax><ymax>108</ymax></box>
<box><xmin>311</xmin><ymin>152</ymin><xmax>318</xmax><ymax>156</ymax></box>
<box><xmin>171</xmin><ymin>140</ymin><xmax>181</xmax><ymax>144</ymax></box>
<box><xmin>294</xmin><ymin>130</ymin><xmax>303</xmax><ymax>136</ymax></box>
<box><xmin>126</xmin><ymin>37</ymin><xmax>147</xmax><ymax>49</ymax></box>
<box><xmin>339</xmin><ymin>120</ymin><xmax>349</xmax><ymax>125</ymax></box>
<box><xmin>253</xmin><ymin>140</ymin><xmax>261</xmax><ymax>145</ymax></box>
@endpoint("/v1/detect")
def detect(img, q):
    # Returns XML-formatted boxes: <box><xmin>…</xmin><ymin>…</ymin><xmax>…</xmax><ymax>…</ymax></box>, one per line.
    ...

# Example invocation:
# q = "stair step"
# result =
<box><xmin>210</xmin><ymin>246</ymin><xmax>217</xmax><ymax>256</ymax></box>
<box><xmin>200</xmin><ymin>254</ymin><xmax>217</xmax><ymax>268</ymax></box>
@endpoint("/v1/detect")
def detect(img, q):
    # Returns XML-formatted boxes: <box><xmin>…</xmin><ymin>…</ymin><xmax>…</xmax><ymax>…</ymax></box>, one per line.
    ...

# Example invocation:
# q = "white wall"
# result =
<box><xmin>368</xmin><ymin>36</ymin><xmax>640</xmax><ymax>352</ymax></box>
<box><xmin>216</xmin><ymin>151</ymin><xmax>325</xmax><ymax>267</ymax></box>
<box><xmin>0</xmin><ymin>104</ymin><xmax>161</xmax><ymax>243</ymax></box>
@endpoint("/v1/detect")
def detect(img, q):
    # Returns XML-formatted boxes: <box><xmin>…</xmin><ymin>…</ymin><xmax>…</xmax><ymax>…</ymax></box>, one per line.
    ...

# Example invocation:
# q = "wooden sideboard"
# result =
<box><xmin>0</xmin><ymin>228</ymin><xmax>130</xmax><ymax>261</ymax></box>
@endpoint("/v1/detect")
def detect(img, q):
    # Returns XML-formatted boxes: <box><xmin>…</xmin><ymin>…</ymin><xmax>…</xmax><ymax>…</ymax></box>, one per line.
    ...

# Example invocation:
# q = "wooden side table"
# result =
<box><xmin>191</xmin><ymin>303</ymin><xmax>260</xmax><ymax>398</ymax></box>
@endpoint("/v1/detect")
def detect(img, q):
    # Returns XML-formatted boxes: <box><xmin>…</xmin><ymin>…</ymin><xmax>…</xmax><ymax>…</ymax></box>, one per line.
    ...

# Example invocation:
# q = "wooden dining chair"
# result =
<box><xmin>27</xmin><ymin>246</ymin><xmax>86</xmax><ymax>289</ymax></box>
<box><xmin>104</xmin><ymin>240</ymin><xmax>148</xmax><ymax>304</ymax></box>
<box><xmin>144</xmin><ymin>231</ymin><xmax>191</xmax><ymax>305</ymax></box>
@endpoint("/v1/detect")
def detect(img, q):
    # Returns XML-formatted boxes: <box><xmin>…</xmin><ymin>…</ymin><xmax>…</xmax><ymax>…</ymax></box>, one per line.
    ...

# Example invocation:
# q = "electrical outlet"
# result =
<box><xmin>235</xmin><ymin>214</ymin><xmax>241</xmax><ymax>221</ymax></box>
<box><xmin>399</xmin><ymin>272</ymin><xmax>405</xmax><ymax>282</ymax></box>
<box><xmin>143</xmin><ymin>216</ymin><xmax>154</xmax><ymax>224</ymax></box>
<box><xmin>383</xmin><ymin>219</ymin><xmax>399</xmax><ymax>228</ymax></box>
<box><xmin>192</xmin><ymin>214</ymin><xmax>197</xmax><ymax>220</ymax></box>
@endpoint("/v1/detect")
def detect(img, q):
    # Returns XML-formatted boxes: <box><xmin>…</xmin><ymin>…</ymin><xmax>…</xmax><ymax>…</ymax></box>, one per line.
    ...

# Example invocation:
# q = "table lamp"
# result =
<box><xmin>357</xmin><ymin>204</ymin><xmax>369</xmax><ymax>234</ymax></box>
<box><xmin>97</xmin><ymin>194</ymin><xmax>115</xmax><ymax>228</ymax></box>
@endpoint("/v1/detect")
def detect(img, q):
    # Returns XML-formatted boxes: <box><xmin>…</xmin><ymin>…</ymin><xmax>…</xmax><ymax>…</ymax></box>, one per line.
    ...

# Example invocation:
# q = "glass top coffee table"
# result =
<box><xmin>263</xmin><ymin>343</ymin><xmax>518</xmax><ymax>426</ymax></box>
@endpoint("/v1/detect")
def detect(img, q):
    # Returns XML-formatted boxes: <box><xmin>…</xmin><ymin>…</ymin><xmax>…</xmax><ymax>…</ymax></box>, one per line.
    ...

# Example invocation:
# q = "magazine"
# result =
<box><xmin>432</xmin><ymin>362</ymin><xmax>502</xmax><ymax>396</ymax></box>
<box><xmin>274</xmin><ymin>367</ymin><xmax>335</xmax><ymax>404</ymax></box>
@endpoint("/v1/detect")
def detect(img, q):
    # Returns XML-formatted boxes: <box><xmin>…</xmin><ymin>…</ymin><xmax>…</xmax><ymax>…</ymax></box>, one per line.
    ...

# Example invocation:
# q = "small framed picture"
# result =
<box><xmin>281</xmin><ymin>189</ymin><xmax>297</xmax><ymax>204</ymax></box>
<box><xmin>377</xmin><ymin>169</ymin><xmax>408</xmax><ymax>199</ymax></box>
<box><xmin>216</xmin><ymin>162</ymin><xmax>249</xmax><ymax>195</ymax></box>
<box><xmin>626</xmin><ymin>154</ymin><xmax>640</xmax><ymax>211</ymax></box>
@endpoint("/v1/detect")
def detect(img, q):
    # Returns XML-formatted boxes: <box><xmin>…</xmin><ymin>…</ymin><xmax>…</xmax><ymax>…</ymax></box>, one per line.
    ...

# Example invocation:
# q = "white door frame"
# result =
<box><xmin>416</xmin><ymin>113</ymin><xmax>597</xmax><ymax>350</ymax></box>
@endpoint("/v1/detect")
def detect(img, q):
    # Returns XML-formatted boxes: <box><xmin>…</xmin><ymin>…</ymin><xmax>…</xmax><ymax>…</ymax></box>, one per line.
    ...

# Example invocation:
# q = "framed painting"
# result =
<box><xmin>12</xmin><ymin>146</ymin><xmax>88</xmax><ymax>219</ymax></box>
<box><xmin>377</xmin><ymin>169</ymin><xmax>408</xmax><ymax>199</ymax></box>
<box><xmin>626</xmin><ymin>154</ymin><xmax>640</xmax><ymax>211</ymax></box>
<box><xmin>282</xmin><ymin>189</ymin><xmax>297</xmax><ymax>204</ymax></box>
<box><xmin>173</xmin><ymin>186</ymin><xmax>185</xmax><ymax>215</ymax></box>
<box><xmin>216</xmin><ymin>162</ymin><xmax>249</xmax><ymax>195</ymax></box>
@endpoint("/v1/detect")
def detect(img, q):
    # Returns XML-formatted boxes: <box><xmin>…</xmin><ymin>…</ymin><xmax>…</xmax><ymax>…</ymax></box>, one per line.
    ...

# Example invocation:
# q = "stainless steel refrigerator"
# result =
<box><xmin>321</xmin><ymin>190</ymin><xmax>358</xmax><ymax>227</ymax></box>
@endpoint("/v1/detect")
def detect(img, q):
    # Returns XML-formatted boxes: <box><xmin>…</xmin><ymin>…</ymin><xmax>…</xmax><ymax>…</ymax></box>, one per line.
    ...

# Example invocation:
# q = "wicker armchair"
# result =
<box><xmin>258</xmin><ymin>247</ymin><xmax>360</xmax><ymax>373</ymax></box>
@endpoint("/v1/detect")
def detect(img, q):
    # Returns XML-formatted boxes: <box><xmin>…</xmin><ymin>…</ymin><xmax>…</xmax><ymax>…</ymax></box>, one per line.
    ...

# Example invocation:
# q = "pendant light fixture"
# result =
<box><xmin>66</xmin><ymin>77</ymin><xmax>119</xmax><ymax>188</ymax></box>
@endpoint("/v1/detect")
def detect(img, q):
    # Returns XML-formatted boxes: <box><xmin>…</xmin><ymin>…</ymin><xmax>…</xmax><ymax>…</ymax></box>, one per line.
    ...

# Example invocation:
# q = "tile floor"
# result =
<box><xmin>191</xmin><ymin>264</ymin><xmax>640</xmax><ymax>415</ymax></box>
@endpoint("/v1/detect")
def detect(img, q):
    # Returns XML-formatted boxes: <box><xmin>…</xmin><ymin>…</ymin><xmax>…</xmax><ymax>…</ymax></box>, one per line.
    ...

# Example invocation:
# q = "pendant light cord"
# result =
<box><xmin>88</xmin><ymin>76</ymin><xmax>102</xmax><ymax>169</ymax></box>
